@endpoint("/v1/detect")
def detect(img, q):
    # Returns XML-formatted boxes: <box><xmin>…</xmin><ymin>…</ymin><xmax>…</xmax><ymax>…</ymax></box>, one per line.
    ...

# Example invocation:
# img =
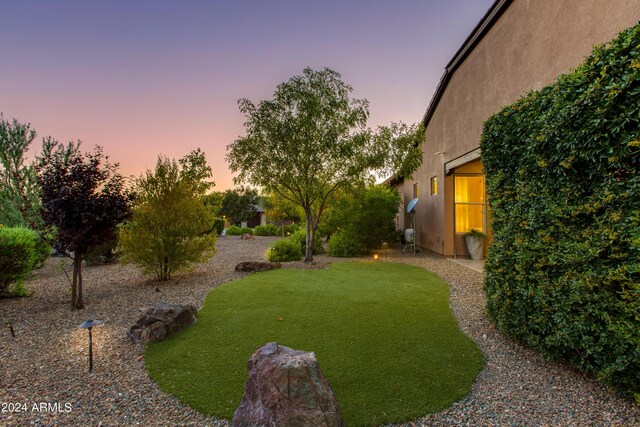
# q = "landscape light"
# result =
<box><xmin>79</xmin><ymin>319</ymin><xmax>102</xmax><ymax>373</ymax></box>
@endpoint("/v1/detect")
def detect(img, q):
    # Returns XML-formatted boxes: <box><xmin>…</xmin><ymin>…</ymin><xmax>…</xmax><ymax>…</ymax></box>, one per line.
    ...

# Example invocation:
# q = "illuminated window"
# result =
<box><xmin>455</xmin><ymin>175</ymin><xmax>485</xmax><ymax>233</ymax></box>
<box><xmin>413</xmin><ymin>183</ymin><xmax>418</xmax><ymax>198</ymax></box>
<box><xmin>430</xmin><ymin>176</ymin><xmax>438</xmax><ymax>195</ymax></box>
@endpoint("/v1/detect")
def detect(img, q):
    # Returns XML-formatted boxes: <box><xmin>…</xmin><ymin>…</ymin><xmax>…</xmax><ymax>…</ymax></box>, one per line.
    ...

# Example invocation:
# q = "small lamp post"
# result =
<box><xmin>79</xmin><ymin>319</ymin><xmax>102</xmax><ymax>373</ymax></box>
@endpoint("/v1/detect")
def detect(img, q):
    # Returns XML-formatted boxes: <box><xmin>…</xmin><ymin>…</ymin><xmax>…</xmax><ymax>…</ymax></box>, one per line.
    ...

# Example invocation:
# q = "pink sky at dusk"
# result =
<box><xmin>1</xmin><ymin>0</ymin><xmax>494</xmax><ymax>191</ymax></box>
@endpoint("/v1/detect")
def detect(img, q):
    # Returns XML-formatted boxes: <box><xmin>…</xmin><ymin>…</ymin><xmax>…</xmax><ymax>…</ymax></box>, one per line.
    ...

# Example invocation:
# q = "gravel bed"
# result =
<box><xmin>0</xmin><ymin>237</ymin><xmax>637</xmax><ymax>426</ymax></box>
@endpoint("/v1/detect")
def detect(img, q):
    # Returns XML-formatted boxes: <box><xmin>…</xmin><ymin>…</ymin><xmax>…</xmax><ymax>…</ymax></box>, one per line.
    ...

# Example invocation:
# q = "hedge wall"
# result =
<box><xmin>481</xmin><ymin>24</ymin><xmax>640</xmax><ymax>397</ymax></box>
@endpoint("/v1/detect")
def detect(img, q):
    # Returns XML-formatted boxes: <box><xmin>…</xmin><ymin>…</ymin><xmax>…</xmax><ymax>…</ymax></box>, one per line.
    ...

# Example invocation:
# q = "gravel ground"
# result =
<box><xmin>0</xmin><ymin>236</ymin><xmax>638</xmax><ymax>426</ymax></box>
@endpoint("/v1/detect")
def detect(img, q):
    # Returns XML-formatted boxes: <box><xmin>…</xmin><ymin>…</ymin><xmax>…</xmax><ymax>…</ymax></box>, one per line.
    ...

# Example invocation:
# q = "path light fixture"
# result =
<box><xmin>374</xmin><ymin>254</ymin><xmax>379</xmax><ymax>262</ymax></box>
<box><xmin>79</xmin><ymin>319</ymin><xmax>102</xmax><ymax>373</ymax></box>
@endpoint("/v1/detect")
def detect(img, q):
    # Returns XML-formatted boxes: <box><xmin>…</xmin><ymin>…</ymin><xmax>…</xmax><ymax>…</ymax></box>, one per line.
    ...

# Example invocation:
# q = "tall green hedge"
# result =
<box><xmin>481</xmin><ymin>24</ymin><xmax>640</xmax><ymax>397</ymax></box>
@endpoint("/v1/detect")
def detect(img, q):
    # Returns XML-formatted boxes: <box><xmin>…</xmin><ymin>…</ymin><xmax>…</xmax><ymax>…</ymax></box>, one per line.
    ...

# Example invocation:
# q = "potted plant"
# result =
<box><xmin>464</xmin><ymin>228</ymin><xmax>485</xmax><ymax>260</ymax></box>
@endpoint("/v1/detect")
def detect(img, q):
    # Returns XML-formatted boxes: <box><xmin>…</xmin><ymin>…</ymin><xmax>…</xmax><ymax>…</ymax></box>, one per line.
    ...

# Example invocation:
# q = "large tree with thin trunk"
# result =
<box><xmin>36</xmin><ymin>140</ymin><xmax>132</xmax><ymax>309</ymax></box>
<box><xmin>227</xmin><ymin>67</ymin><xmax>423</xmax><ymax>262</ymax></box>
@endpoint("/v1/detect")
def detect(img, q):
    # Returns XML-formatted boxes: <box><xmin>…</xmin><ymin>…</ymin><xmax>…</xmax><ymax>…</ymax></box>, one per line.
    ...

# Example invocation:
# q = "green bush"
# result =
<box><xmin>323</xmin><ymin>185</ymin><xmax>400</xmax><ymax>255</ymax></box>
<box><xmin>480</xmin><ymin>24</ymin><xmax>640</xmax><ymax>397</ymax></box>
<box><xmin>212</xmin><ymin>218</ymin><xmax>225</xmax><ymax>235</ymax></box>
<box><xmin>328</xmin><ymin>231</ymin><xmax>364</xmax><ymax>257</ymax></box>
<box><xmin>254</xmin><ymin>224</ymin><xmax>280</xmax><ymax>236</ymax></box>
<box><xmin>0</xmin><ymin>226</ymin><xmax>39</xmax><ymax>296</ymax></box>
<box><xmin>225</xmin><ymin>225</ymin><xmax>243</xmax><ymax>236</ymax></box>
<box><xmin>283</xmin><ymin>223</ymin><xmax>300</xmax><ymax>235</ymax></box>
<box><xmin>240</xmin><ymin>227</ymin><xmax>254</xmax><ymax>235</ymax></box>
<box><xmin>266</xmin><ymin>238</ymin><xmax>303</xmax><ymax>262</ymax></box>
<box><xmin>290</xmin><ymin>229</ymin><xmax>323</xmax><ymax>255</ymax></box>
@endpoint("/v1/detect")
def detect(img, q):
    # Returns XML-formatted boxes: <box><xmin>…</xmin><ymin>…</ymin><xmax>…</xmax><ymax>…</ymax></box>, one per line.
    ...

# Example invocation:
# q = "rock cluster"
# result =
<box><xmin>127</xmin><ymin>301</ymin><xmax>197</xmax><ymax>344</ymax></box>
<box><xmin>235</xmin><ymin>261</ymin><xmax>282</xmax><ymax>273</ymax></box>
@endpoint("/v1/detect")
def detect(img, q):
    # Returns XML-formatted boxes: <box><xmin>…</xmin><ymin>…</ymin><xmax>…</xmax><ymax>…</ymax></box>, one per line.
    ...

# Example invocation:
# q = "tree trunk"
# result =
<box><xmin>162</xmin><ymin>256</ymin><xmax>170</xmax><ymax>281</ymax></box>
<box><xmin>304</xmin><ymin>210</ymin><xmax>313</xmax><ymax>263</ymax></box>
<box><xmin>71</xmin><ymin>257</ymin><xmax>84</xmax><ymax>309</ymax></box>
<box><xmin>76</xmin><ymin>257</ymin><xmax>84</xmax><ymax>309</ymax></box>
<box><xmin>71</xmin><ymin>257</ymin><xmax>78</xmax><ymax>309</ymax></box>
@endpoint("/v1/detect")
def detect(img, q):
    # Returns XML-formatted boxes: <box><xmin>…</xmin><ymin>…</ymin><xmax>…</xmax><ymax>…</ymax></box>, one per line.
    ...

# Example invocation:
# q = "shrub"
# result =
<box><xmin>266</xmin><ymin>238</ymin><xmax>302</xmax><ymax>262</ymax></box>
<box><xmin>322</xmin><ymin>185</ymin><xmax>400</xmax><ymax>254</ymax></box>
<box><xmin>119</xmin><ymin>154</ymin><xmax>216</xmax><ymax>281</ymax></box>
<box><xmin>240</xmin><ymin>226</ymin><xmax>254</xmax><ymax>235</ymax></box>
<box><xmin>0</xmin><ymin>226</ymin><xmax>39</xmax><ymax>296</ymax></box>
<box><xmin>283</xmin><ymin>223</ymin><xmax>300</xmax><ymax>235</ymax></box>
<box><xmin>328</xmin><ymin>231</ymin><xmax>364</xmax><ymax>257</ymax></box>
<box><xmin>480</xmin><ymin>24</ymin><xmax>640</xmax><ymax>397</ymax></box>
<box><xmin>290</xmin><ymin>229</ymin><xmax>323</xmax><ymax>255</ymax></box>
<box><xmin>212</xmin><ymin>218</ymin><xmax>225</xmax><ymax>235</ymax></box>
<box><xmin>254</xmin><ymin>224</ymin><xmax>280</xmax><ymax>236</ymax></box>
<box><xmin>85</xmin><ymin>238</ymin><xmax>118</xmax><ymax>266</ymax></box>
<box><xmin>225</xmin><ymin>225</ymin><xmax>243</xmax><ymax>236</ymax></box>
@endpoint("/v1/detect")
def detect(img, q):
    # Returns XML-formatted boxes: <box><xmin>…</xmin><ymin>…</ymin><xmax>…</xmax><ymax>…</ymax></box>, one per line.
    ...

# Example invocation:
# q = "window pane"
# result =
<box><xmin>455</xmin><ymin>176</ymin><xmax>484</xmax><ymax>203</ymax></box>
<box><xmin>430</xmin><ymin>176</ymin><xmax>438</xmax><ymax>195</ymax></box>
<box><xmin>455</xmin><ymin>204</ymin><xmax>483</xmax><ymax>233</ymax></box>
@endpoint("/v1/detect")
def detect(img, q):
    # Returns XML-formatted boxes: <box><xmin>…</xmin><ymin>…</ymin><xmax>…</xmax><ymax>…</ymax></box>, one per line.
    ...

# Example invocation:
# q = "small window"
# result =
<box><xmin>430</xmin><ymin>176</ymin><xmax>438</xmax><ymax>195</ymax></box>
<box><xmin>412</xmin><ymin>183</ymin><xmax>419</xmax><ymax>198</ymax></box>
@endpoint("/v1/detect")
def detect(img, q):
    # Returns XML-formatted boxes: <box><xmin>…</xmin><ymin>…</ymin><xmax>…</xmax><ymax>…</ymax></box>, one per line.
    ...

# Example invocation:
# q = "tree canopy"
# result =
<box><xmin>227</xmin><ymin>67</ymin><xmax>423</xmax><ymax>261</ymax></box>
<box><xmin>119</xmin><ymin>150</ymin><xmax>216</xmax><ymax>281</ymax></box>
<box><xmin>36</xmin><ymin>140</ymin><xmax>132</xmax><ymax>308</ymax></box>
<box><xmin>0</xmin><ymin>114</ymin><xmax>40</xmax><ymax>227</ymax></box>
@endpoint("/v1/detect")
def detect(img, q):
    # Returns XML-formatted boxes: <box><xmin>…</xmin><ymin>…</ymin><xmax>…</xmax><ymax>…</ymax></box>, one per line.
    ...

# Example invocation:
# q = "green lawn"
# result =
<box><xmin>145</xmin><ymin>261</ymin><xmax>483</xmax><ymax>426</ymax></box>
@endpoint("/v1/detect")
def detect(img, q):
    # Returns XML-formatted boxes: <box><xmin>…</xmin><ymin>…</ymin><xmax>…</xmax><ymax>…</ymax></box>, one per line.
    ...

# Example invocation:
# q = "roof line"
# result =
<box><xmin>421</xmin><ymin>0</ymin><xmax>513</xmax><ymax>127</ymax></box>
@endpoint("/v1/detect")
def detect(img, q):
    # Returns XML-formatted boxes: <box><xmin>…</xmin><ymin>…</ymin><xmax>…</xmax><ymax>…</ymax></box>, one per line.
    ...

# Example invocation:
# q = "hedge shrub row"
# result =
<box><xmin>226</xmin><ymin>225</ymin><xmax>254</xmax><ymax>236</ymax></box>
<box><xmin>481</xmin><ymin>24</ymin><xmax>640</xmax><ymax>397</ymax></box>
<box><xmin>254</xmin><ymin>224</ymin><xmax>280</xmax><ymax>236</ymax></box>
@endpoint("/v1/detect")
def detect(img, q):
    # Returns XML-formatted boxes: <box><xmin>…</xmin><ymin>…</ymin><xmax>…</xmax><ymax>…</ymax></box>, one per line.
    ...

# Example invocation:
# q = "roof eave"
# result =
<box><xmin>421</xmin><ymin>0</ymin><xmax>514</xmax><ymax>128</ymax></box>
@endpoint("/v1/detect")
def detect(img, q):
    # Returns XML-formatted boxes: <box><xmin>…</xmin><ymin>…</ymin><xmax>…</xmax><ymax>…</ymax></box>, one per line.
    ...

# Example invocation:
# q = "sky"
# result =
<box><xmin>1</xmin><ymin>0</ymin><xmax>494</xmax><ymax>190</ymax></box>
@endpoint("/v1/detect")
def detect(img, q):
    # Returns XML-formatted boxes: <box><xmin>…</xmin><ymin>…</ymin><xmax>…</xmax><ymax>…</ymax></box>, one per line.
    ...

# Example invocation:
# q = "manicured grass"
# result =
<box><xmin>145</xmin><ymin>262</ymin><xmax>483</xmax><ymax>426</ymax></box>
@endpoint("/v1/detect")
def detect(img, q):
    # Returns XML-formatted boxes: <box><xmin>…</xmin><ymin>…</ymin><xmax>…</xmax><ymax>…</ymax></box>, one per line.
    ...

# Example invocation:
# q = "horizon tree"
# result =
<box><xmin>227</xmin><ymin>67</ymin><xmax>423</xmax><ymax>261</ymax></box>
<box><xmin>36</xmin><ymin>140</ymin><xmax>133</xmax><ymax>309</ymax></box>
<box><xmin>0</xmin><ymin>114</ymin><xmax>41</xmax><ymax>227</ymax></box>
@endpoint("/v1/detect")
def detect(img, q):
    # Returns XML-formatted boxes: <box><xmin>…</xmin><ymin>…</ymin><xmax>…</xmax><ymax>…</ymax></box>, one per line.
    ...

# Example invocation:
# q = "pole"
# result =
<box><xmin>412</xmin><ymin>212</ymin><xmax>416</xmax><ymax>256</ymax></box>
<box><xmin>88</xmin><ymin>327</ymin><xmax>93</xmax><ymax>373</ymax></box>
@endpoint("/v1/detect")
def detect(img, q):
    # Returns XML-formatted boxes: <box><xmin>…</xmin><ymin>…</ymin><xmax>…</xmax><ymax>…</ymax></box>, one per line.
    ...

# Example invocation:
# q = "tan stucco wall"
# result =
<box><xmin>402</xmin><ymin>0</ymin><xmax>640</xmax><ymax>257</ymax></box>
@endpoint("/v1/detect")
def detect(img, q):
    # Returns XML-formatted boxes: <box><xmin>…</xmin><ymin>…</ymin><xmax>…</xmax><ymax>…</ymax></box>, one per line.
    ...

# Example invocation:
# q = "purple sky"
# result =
<box><xmin>1</xmin><ymin>0</ymin><xmax>494</xmax><ymax>190</ymax></box>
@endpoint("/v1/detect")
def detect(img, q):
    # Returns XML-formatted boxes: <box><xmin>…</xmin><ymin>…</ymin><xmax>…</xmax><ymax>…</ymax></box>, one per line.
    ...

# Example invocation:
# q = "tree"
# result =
<box><xmin>0</xmin><ymin>114</ymin><xmax>40</xmax><ymax>227</ymax></box>
<box><xmin>119</xmin><ymin>150</ymin><xmax>216</xmax><ymax>281</ymax></box>
<box><xmin>36</xmin><ymin>141</ymin><xmax>132</xmax><ymax>309</ymax></box>
<box><xmin>227</xmin><ymin>67</ymin><xmax>423</xmax><ymax>261</ymax></box>
<box><xmin>262</xmin><ymin>192</ymin><xmax>303</xmax><ymax>236</ymax></box>
<box><xmin>218</xmin><ymin>187</ymin><xmax>259</xmax><ymax>225</ymax></box>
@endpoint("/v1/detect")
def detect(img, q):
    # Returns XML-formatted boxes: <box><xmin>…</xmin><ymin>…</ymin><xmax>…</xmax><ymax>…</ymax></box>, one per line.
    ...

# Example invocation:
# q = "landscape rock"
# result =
<box><xmin>127</xmin><ymin>301</ymin><xmax>197</xmax><ymax>344</ymax></box>
<box><xmin>235</xmin><ymin>261</ymin><xmax>282</xmax><ymax>273</ymax></box>
<box><xmin>241</xmin><ymin>233</ymin><xmax>254</xmax><ymax>240</ymax></box>
<box><xmin>232</xmin><ymin>342</ymin><xmax>344</xmax><ymax>427</ymax></box>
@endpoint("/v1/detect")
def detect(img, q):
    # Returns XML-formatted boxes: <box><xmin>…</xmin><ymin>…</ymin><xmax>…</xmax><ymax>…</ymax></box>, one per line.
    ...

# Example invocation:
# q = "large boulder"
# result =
<box><xmin>127</xmin><ymin>302</ymin><xmax>197</xmax><ymax>344</ymax></box>
<box><xmin>232</xmin><ymin>342</ymin><xmax>344</xmax><ymax>427</ymax></box>
<box><xmin>235</xmin><ymin>261</ymin><xmax>282</xmax><ymax>273</ymax></box>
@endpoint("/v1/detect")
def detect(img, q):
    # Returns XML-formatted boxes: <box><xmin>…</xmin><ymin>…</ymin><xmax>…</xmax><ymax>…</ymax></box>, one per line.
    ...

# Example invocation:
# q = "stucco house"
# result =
<box><xmin>392</xmin><ymin>0</ymin><xmax>639</xmax><ymax>258</ymax></box>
